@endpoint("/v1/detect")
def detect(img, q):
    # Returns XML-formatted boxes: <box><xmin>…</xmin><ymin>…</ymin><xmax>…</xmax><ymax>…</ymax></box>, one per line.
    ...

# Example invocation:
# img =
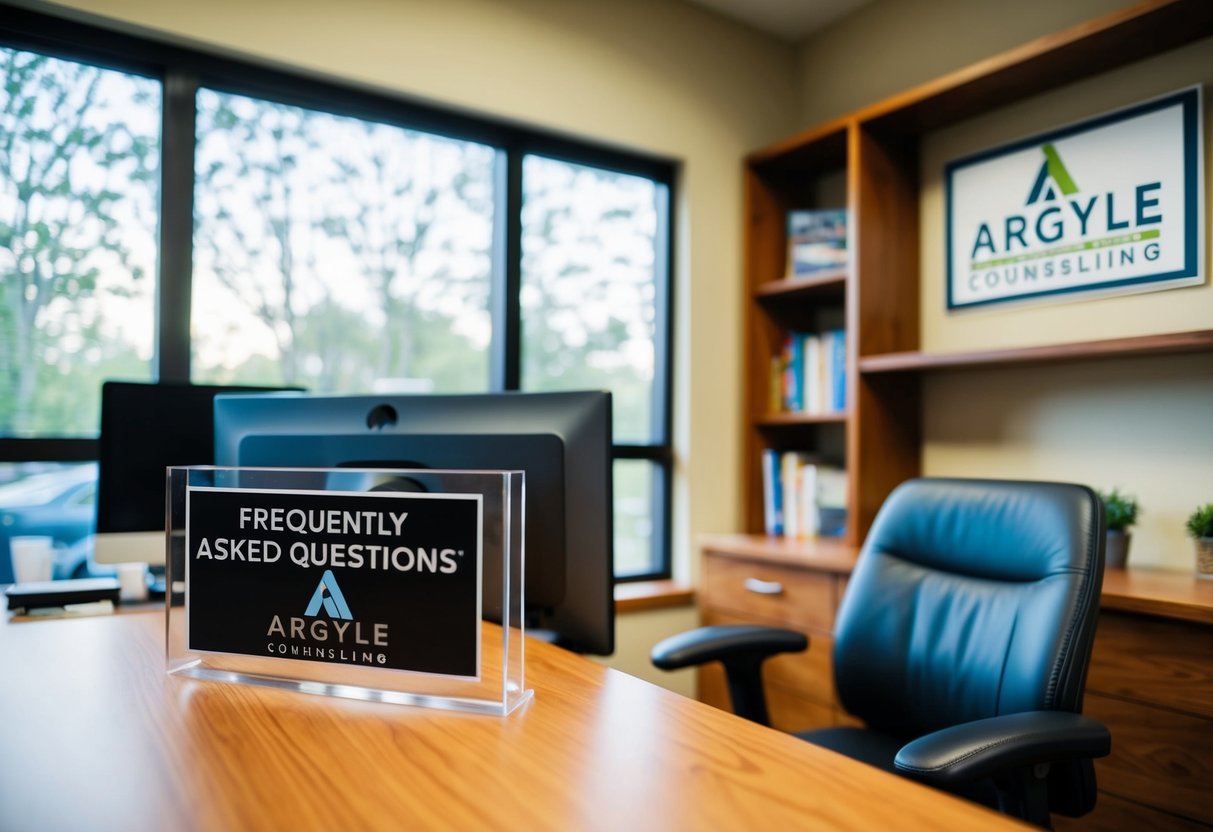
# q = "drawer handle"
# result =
<box><xmin>743</xmin><ymin>577</ymin><xmax>784</xmax><ymax>596</ymax></box>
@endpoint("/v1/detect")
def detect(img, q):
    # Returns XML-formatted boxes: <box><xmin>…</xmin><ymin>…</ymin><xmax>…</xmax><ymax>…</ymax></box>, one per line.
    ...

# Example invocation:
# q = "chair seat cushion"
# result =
<box><xmin>798</xmin><ymin>725</ymin><xmax>1000</xmax><ymax>809</ymax></box>
<box><xmin>794</xmin><ymin>726</ymin><xmax>902</xmax><ymax>775</ymax></box>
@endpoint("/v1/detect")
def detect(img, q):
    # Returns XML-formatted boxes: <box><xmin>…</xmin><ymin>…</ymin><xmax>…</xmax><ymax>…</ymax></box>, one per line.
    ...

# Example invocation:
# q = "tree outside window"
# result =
<box><xmin>0</xmin><ymin>47</ymin><xmax>159</xmax><ymax>437</ymax></box>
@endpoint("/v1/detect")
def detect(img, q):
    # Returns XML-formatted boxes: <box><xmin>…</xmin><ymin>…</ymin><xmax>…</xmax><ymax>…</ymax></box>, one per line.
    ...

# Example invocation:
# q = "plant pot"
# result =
<box><xmin>1197</xmin><ymin>537</ymin><xmax>1213</xmax><ymax>580</ymax></box>
<box><xmin>1105</xmin><ymin>530</ymin><xmax>1130</xmax><ymax>570</ymax></box>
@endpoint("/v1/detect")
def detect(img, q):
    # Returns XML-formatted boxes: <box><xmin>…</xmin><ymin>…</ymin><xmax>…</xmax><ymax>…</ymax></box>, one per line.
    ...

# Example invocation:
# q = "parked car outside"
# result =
<box><xmin>0</xmin><ymin>463</ymin><xmax>99</xmax><ymax>582</ymax></box>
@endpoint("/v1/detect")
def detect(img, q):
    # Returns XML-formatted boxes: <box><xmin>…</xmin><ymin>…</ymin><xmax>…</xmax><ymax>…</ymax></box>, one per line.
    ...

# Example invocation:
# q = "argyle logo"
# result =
<box><xmin>1025</xmin><ymin>143</ymin><xmax>1079</xmax><ymax>205</ymax></box>
<box><xmin>304</xmin><ymin>569</ymin><xmax>353</xmax><ymax>620</ymax></box>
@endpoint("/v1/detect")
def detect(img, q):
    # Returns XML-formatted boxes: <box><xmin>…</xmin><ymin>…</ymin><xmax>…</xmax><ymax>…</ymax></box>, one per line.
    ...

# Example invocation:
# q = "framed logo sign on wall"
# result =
<box><xmin>946</xmin><ymin>86</ymin><xmax>1203</xmax><ymax>311</ymax></box>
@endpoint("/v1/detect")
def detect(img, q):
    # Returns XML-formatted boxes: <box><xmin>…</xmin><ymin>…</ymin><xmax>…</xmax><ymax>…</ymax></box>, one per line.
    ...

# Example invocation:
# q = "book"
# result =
<box><xmin>793</xmin><ymin>330</ymin><xmax>846</xmax><ymax>415</ymax></box>
<box><xmin>781</xmin><ymin>334</ymin><xmax>803</xmax><ymax>412</ymax></box>
<box><xmin>781</xmin><ymin>452</ymin><xmax>801</xmax><ymax>539</ymax></box>
<box><xmin>794</xmin><ymin>459</ymin><xmax>819</xmax><ymax>541</ymax></box>
<box><xmin>815</xmin><ymin>465</ymin><xmax>849</xmax><ymax>537</ymax></box>
<box><xmin>761</xmin><ymin>450</ymin><xmax>846</xmax><ymax>540</ymax></box>
<box><xmin>768</xmin><ymin>356</ymin><xmax>783</xmax><ymax>414</ymax></box>
<box><xmin>803</xmin><ymin>334</ymin><xmax>822</xmax><ymax>414</ymax></box>
<box><xmin>786</xmin><ymin>209</ymin><xmax>847</xmax><ymax>279</ymax></box>
<box><xmin>828</xmin><ymin>329</ymin><xmax>846</xmax><ymax>412</ymax></box>
<box><xmin>761</xmin><ymin>448</ymin><xmax>783</xmax><ymax>536</ymax></box>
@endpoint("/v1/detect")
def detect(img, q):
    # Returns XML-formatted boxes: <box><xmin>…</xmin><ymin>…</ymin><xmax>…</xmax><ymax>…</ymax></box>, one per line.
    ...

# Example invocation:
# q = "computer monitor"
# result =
<box><xmin>94</xmin><ymin>381</ymin><xmax>299</xmax><ymax>568</ymax></box>
<box><xmin>212</xmin><ymin>390</ymin><xmax>615</xmax><ymax>655</ymax></box>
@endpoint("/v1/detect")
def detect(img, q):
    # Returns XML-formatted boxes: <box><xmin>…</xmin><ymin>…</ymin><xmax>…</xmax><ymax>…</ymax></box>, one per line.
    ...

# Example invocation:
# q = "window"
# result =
<box><xmin>0</xmin><ymin>9</ymin><xmax>675</xmax><ymax>581</ymax></box>
<box><xmin>521</xmin><ymin>156</ymin><xmax>670</xmax><ymax>577</ymax></box>
<box><xmin>192</xmin><ymin>90</ymin><xmax>496</xmax><ymax>393</ymax></box>
<box><xmin>0</xmin><ymin>46</ymin><xmax>159</xmax><ymax>438</ymax></box>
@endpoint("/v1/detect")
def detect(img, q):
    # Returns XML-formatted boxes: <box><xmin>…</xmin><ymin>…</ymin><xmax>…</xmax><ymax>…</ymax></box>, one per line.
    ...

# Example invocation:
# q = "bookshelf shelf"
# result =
<box><xmin>754</xmin><ymin>270</ymin><xmax>847</xmax><ymax>302</ymax></box>
<box><xmin>858</xmin><ymin>329</ymin><xmax>1213</xmax><ymax>374</ymax></box>
<box><xmin>756</xmin><ymin>411</ymin><xmax>847</xmax><ymax>428</ymax></box>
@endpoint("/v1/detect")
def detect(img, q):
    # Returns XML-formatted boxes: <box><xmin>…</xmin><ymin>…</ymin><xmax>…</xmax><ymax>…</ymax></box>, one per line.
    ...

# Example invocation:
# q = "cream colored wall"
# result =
<box><xmin>795</xmin><ymin>2</ymin><xmax>1213</xmax><ymax>572</ymax></box>
<box><xmin>796</xmin><ymin>0</ymin><xmax>1138</xmax><ymax>127</ymax></box>
<box><xmin>44</xmin><ymin>0</ymin><xmax>801</xmax><ymax>691</ymax></box>
<box><xmin>918</xmin><ymin>37</ymin><xmax>1213</xmax><ymax>571</ymax></box>
<box><xmin>592</xmin><ymin>606</ymin><xmax>698</xmax><ymax>695</ymax></box>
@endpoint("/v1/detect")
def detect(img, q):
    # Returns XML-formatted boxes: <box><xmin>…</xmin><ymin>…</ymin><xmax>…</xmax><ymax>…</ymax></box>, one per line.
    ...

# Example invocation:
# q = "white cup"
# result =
<box><xmin>116</xmin><ymin>562</ymin><xmax>149</xmax><ymax>602</ymax></box>
<box><xmin>10</xmin><ymin>536</ymin><xmax>55</xmax><ymax>584</ymax></box>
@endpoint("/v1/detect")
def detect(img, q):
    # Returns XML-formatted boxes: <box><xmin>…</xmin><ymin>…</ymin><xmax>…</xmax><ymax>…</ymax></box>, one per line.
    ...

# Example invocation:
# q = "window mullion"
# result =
<box><xmin>156</xmin><ymin>70</ymin><xmax>198</xmax><ymax>383</ymax></box>
<box><xmin>499</xmin><ymin>148</ymin><xmax>524</xmax><ymax>391</ymax></box>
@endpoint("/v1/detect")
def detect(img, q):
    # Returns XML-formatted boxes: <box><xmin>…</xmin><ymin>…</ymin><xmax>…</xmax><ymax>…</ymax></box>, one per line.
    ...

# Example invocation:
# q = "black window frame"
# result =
<box><xmin>0</xmin><ymin>3</ymin><xmax>676</xmax><ymax>582</ymax></box>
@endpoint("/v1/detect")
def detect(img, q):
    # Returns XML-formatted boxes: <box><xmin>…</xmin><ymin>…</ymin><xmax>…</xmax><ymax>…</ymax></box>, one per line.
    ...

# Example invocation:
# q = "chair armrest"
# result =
<box><xmin>650</xmin><ymin>625</ymin><xmax>807</xmax><ymax>726</ymax></box>
<box><xmin>893</xmin><ymin>711</ymin><xmax>1111</xmax><ymax>786</ymax></box>
<box><xmin>650</xmin><ymin>625</ymin><xmax>808</xmax><ymax>670</ymax></box>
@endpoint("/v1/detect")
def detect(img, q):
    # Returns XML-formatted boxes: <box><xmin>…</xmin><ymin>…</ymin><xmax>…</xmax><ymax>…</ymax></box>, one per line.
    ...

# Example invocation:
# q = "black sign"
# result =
<box><xmin>187</xmin><ymin>487</ymin><xmax>481</xmax><ymax>678</ymax></box>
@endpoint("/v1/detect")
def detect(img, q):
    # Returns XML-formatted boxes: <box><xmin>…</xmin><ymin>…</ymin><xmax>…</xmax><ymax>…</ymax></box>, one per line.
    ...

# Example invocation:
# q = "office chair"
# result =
<box><xmin>652</xmin><ymin>478</ymin><xmax>1110</xmax><ymax>828</ymax></box>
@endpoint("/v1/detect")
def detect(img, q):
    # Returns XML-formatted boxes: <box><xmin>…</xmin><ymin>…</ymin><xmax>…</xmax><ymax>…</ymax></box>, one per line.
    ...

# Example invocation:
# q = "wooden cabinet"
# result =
<box><xmin>1053</xmin><ymin>570</ymin><xmax>1213</xmax><ymax>831</ymax></box>
<box><xmin>738</xmin><ymin>0</ymin><xmax>1213</xmax><ymax>552</ymax></box>
<box><xmin>697</xmin><ymin>534</ymin><xmax>856</xmax><ymax>733</ymax></box>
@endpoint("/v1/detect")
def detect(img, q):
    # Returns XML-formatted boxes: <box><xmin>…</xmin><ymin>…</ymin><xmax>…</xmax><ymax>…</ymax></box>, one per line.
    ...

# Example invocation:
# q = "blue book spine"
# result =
<box><xmin>782</xmin><ymin>334</ymin><xmax>804</xmax><ymax>412</ymax></box>
<box><xmin>831</xmin><ymin>329</ymin><xmax>846</xmax><ymax>412</ymax></box>
<box><xmin>762</xmin><ymin>449</ymin><xmax>784</xmax><ymax>536</ymax></box>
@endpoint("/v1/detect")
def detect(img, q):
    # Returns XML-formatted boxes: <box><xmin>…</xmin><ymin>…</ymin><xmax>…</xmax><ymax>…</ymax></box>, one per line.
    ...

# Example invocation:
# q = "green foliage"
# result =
<box><xmin>5</xmin><ymin>48</ymin><xmax>661</xmax><ymax>453</ymax></box>
<box><xmin>1186</xmin><ymin>504</ymin><xmax>1213</xmax><ymax>539</ymax></box>
<box><xmin>1</xmin><ymin>47</ymin><xmax>159</xmax><ymax>436</ymax></box>
<box><xmin>1096</xmin><ymin>487</ymin><xmax>1139</xmax><ymax>532</ymax></box>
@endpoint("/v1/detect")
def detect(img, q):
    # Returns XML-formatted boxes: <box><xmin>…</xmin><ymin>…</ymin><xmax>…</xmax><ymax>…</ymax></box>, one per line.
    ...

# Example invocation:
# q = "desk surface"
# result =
<box><xmin>0</xmin><ymin>610</ymin><xmax>1023</xmax><ymax>831</ymax></box>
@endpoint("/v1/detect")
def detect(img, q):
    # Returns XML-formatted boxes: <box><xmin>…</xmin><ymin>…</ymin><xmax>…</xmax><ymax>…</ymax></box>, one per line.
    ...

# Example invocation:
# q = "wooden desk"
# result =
<box><xmin>0</xmin><ymin>610</ymin><xmax>1025</xmax><ymax>831</ymax></box>
<box><xmin>698</xmin><ymin>536</ymin><xmax>1213</xmax><ymax>831</ymax></box>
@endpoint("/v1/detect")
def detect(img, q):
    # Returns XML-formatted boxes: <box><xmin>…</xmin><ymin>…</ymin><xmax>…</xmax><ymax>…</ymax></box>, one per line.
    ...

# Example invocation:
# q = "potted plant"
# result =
<box><xmin>1097</xmin><ymin>488</ymin><xmax>1138</xmax><ymax>569</ymax></box>
<box><xmin>1186</xmin><ymin>503</ymin><xmax>1213</xmax><ymax>580</ymax></box>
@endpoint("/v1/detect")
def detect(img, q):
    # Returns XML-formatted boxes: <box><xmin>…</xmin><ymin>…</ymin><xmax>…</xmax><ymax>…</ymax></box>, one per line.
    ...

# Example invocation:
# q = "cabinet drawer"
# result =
<box><xmin>1084</xmin><ymin>691</ymin><xmax>1213</xmax><ymax>826</ymax></box>
<box><xmin>702</xmin><ymin>556</ymin><xmax>837</xmax><ymax>632</ymax></box>
<box><xmin>696</xmin><ymin>658</ymin><xmax>841</xmax><ymax>734</ymax></box>
<box><xmin>704</xmin><ymin>610</ymin><xmax>837</xmax><ymax>706</ymax></box>
<box><xmin>1087</xmin><ymin>612</ymin><xmax>1213</xmax><ymax>718</ymax></box>
<box><xmin>767</xmin><ymin>685</ymin><xmax>835</xmax><ymax>734</ymax></box>
<box><xmin>1053</xmin><ymin>792</ymin><xmax>1212</xmax><ymax>832</ymax></box>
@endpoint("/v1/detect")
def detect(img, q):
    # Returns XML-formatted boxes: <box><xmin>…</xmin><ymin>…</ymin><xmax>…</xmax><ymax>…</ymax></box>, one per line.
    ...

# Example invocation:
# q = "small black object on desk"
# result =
<box><xmin>5</xmin><ymin>578</ymin><xmax>122</xmax><ymax>612</ymax></box>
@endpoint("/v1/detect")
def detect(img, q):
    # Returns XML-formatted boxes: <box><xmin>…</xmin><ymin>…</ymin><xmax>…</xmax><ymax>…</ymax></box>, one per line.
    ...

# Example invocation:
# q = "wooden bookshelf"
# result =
<box><xmin>737</xmin><ymin>0</ymin><xmax>1213</xmax><ymax>548</ymax></box>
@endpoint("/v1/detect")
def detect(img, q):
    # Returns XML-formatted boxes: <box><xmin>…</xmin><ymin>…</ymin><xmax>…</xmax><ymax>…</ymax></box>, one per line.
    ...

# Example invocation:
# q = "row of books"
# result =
<box><xmin>786</xmin><ymin>208</ymin><xmax>847</xmax><ymax>280</ymax></box>
<box><xmin>774</xmin><ymin>329</ymin><xmax>846</xmax><ymax>415</ymax></box>
<box><xmin>761</xmin><ymin>450</ymin><xmax>848</xmax><ymax>539</ymax></box>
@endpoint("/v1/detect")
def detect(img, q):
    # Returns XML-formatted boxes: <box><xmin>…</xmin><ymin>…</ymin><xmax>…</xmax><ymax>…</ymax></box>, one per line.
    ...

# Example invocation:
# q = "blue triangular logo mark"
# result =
<box><xmin>304</xmin><ymin>569</ymin><xmax>353</xmax><ymax>620</ymax></box>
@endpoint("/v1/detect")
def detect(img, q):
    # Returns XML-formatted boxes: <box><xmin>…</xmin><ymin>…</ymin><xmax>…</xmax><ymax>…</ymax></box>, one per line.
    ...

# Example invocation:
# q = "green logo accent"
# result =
<box><xmin>1026</xmin><ymin>143</ymin><xmax>1079</xmax><ymax>204</ymax></box>
<box><xmin>971</xmin><ymin>228</ymin><xmax>1159</xmax><ymax>269</ymax></box>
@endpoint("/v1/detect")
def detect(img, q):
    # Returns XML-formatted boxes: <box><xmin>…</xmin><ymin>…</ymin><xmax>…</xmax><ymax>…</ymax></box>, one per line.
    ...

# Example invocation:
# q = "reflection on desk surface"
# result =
<box><xmin>0</xmin><ymin>611</ymin><xmax>1024</xmax><ymax>831</ymax></box>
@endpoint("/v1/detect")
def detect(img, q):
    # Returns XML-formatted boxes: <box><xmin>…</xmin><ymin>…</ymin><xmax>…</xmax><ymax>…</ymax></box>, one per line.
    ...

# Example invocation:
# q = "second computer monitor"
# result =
<box><xmin>94</xmin><ymin>380</ymin><xmax>299</xmax><ymax>567</ymax></box>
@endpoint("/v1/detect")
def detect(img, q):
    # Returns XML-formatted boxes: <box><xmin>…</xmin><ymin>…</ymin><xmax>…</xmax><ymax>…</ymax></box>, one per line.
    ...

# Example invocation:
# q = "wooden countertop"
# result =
<box><xmin>699</xmin><ymin>533</ymin><xmax>859</xmax><ymax>574</ymax></box>
<box><xmin>700</xmin><ymin>534</ymin><xmax>1213</xmax><ymax>627</ymax></box>
<box><xmin>1100</xmin><ymin>567</ymin><xmax>1213</xmax><ymax>626</ymax></box>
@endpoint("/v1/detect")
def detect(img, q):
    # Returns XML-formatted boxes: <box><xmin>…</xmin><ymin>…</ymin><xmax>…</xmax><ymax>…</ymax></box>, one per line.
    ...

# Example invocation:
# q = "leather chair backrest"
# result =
<box><xmin>833</xmin><ymin>478</ymin><xmax>1105</xmax><ymax>740</ymax></box>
